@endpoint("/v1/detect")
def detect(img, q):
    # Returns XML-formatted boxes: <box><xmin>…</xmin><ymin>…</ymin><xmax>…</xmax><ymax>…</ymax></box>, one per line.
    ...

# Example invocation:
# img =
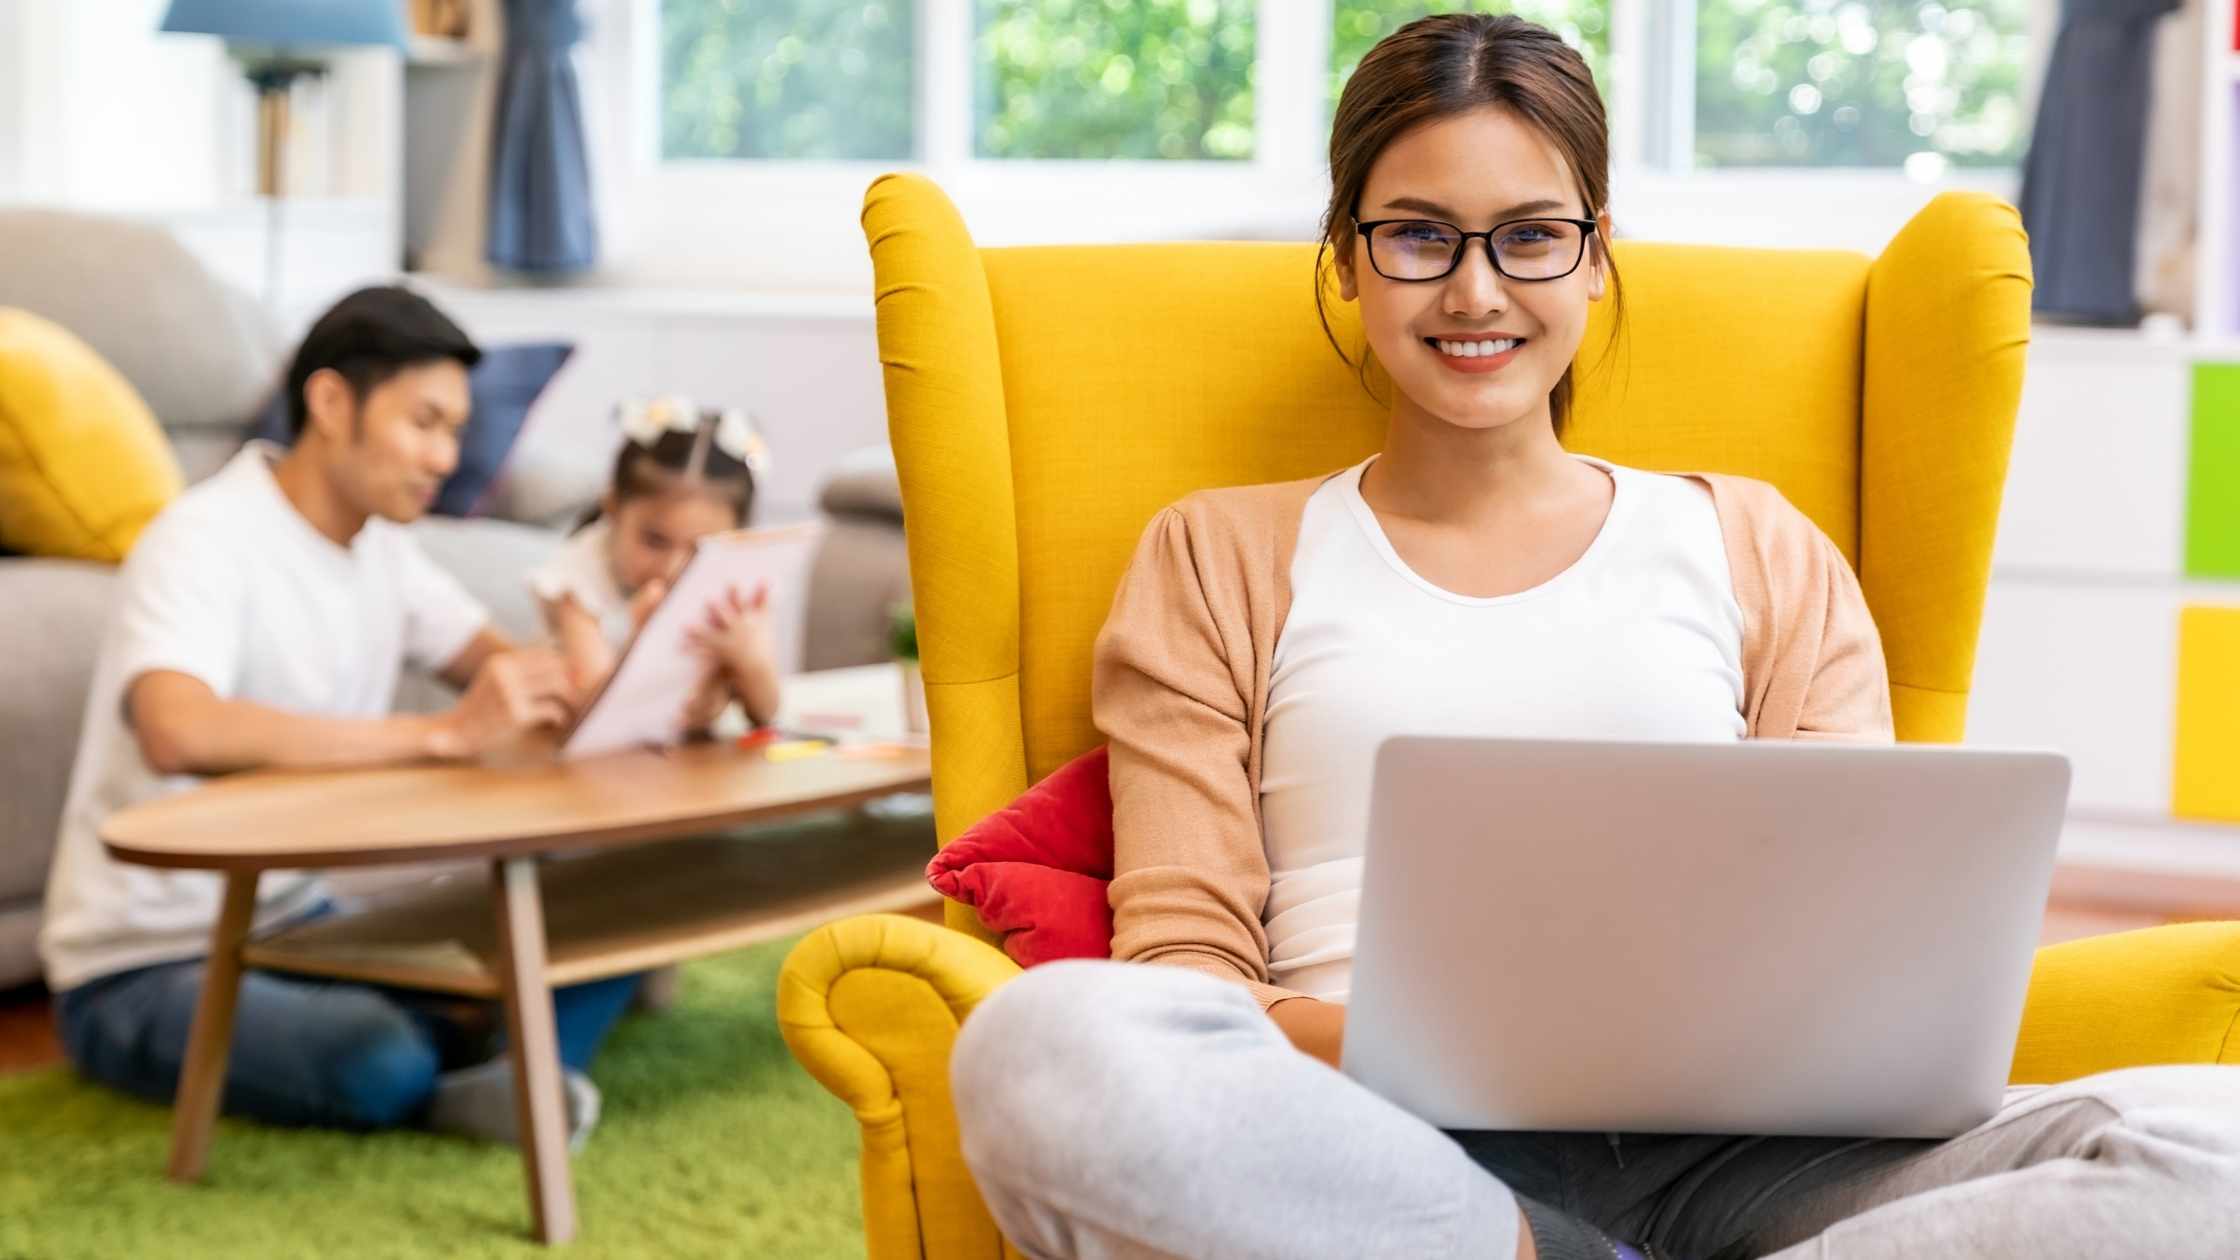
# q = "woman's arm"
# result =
<box><xmin>1095</xmin><ymin>506</ymin><xmax>1304</xmax><ymax>1012</ymax></box>
<box><xmin>1266</xmin><ymin>996</ymin><xmax>1346</xmax><ymax>1068</ymax></box>
<box><xmin>1792</xmin><ymin>531</ymin><xmax>1895</xmax><ymax>741</ymax></box>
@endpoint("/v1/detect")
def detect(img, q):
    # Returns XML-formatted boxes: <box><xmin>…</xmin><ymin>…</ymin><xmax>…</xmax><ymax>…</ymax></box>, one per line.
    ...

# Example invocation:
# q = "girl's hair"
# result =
<box><xmin>593</xmin><ymin>405</ymin><xmax>758</xmax><ymax>527</ymax></box>
<box><xmin>1315</xmin><ymin>13</ymin><xmax>1623</xmax><ymax>435</ymax></box>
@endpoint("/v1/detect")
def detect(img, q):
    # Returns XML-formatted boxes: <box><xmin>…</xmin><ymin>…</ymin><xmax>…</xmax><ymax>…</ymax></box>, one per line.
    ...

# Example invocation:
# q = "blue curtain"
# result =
<box><xmin>487</xmin><ymin>0</ymin><xmax>597</xmax><ymax>273</ymax></box>
<box><xmin>2017</xmin><ymin>0</ymin><xmax>2181</xmax><ymax>325</ymax></box>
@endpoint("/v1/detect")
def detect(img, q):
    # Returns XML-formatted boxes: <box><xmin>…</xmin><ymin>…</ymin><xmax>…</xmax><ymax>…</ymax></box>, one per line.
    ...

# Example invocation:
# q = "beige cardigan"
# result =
<box><xmin>1091</xmin><ymin>469</ymin><xmax>1895</xmax><ymax>1009</ymax></box>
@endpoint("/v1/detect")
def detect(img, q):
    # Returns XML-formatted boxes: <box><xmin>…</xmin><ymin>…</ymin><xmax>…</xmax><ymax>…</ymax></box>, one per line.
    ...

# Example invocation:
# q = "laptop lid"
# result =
<box><xmin>1340</xmin><ymin>737</ymin><xmax>2069</xmax><ymax>1138</ymax></box>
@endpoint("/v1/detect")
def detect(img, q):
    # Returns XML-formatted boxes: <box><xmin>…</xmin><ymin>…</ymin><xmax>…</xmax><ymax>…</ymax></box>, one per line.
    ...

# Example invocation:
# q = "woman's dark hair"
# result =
<box><xmin>1315</xmin><ymin>13</ymin><xmax>1623</xmax><ymax>435</ymax></box>
<box><xmin>285</xmin><ymin>285</ymin><xmax>481</xmax><ymax>436</ymax></box>
<box><xmin>598</xmin><ymin>409</ymin><xmax>758</xmax><ymax>527</ymax></box>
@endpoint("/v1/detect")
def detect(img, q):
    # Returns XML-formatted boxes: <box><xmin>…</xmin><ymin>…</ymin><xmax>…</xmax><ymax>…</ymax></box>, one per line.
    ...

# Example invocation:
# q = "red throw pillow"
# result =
<box><xmin>925</xmin><ymin>745</ymin><xmax>1118</xmax><ymax>967</ymax></box>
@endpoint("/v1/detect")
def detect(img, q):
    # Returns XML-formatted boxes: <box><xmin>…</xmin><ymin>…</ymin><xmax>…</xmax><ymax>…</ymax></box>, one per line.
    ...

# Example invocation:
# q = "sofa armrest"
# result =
<box><xmin>0</xmin><ymin>559</ymin><xmax>117</xmax><ymax>916</ymax></box>
<box><xmin>2011</xmin><ymin>921</ymin><xmax>2240</xmax><ymax>1085</ymax></box>
<box><xmin>780</xmin><ymin>913</ymin><xmax>1023</xmax><ymax>1260</ymax></box>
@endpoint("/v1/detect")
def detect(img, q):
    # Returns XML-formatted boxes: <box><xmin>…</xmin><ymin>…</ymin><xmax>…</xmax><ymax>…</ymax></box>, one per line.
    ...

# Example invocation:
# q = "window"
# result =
<box><xmin>660</xmin><ymin>0</ymin><xmax>918</xmax><ymax>160</ymax></box>
<box><xmin>1692</xmin><ymin>0</ymin><xmax>2028</xmax><ymax>172</ymax></box>
<box><xmin>648</xmin><ymin>1</ymin><xmax>2029</xmax><ymax>179</ymax></box>
<box><xmin>975</xmin><ymin>0</ymin><xmax>1258</xmax><ymax>160</ymax></box>
<box><xmin>1330</xmin><ymin>1</ymin><xmax>1612</xmax><ymax>110</ymax></box>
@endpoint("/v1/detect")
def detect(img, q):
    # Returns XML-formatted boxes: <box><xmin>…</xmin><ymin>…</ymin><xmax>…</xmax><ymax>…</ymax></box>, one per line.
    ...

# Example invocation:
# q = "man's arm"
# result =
<box><xmin>130</xmin><ymin>649</ymin><xmax>576</xmax><ymax>776</ymax></box>
<box><xmin>436</xmin><ymin>626</ymin><xmax>514</xmax><ymax>692</ymax></box>
<box><xmin>130</xmin><ymin>671</ymin><xmax>449</xmax><ymax>775</ymax></box>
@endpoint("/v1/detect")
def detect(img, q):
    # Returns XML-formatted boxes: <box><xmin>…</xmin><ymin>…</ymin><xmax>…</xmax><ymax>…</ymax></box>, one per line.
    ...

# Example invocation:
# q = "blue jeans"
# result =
<box><xmin>55</xmin><ymin>959</ymin><xmax>642</xmax><ymax>1131</ymax></box>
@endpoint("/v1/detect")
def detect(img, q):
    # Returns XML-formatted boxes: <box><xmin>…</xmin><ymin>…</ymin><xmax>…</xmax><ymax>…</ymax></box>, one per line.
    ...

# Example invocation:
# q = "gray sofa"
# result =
<box><xmin>0</xmin><ymin>210</ymin><xmax>907</xmax><ymax>990</ymax></box>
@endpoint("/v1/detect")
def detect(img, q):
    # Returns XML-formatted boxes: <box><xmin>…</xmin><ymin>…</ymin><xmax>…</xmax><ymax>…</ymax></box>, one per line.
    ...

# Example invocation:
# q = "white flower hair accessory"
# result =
<box><xmin>617</xmin><ymin>395</ymin><xmax>701</xmax><ymax>449</ymax></box>
<box><xmin>713</xmin><ymin>407</ymin><xmax>771</xmax><ymax>474</ymax></box>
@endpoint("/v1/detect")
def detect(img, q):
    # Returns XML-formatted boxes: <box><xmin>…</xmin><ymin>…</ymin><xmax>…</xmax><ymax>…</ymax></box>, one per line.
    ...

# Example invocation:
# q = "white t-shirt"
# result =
<box><xmin>527</xmin><ymin>519</ymin><xmax>634</xmax><ymax>647</ymax></box>
<box><xmin>39</xmin><ymin>443</ymin><xmax>489</xmax><ymax>991</ymax></box>
<box><xmin>1258</xmin><ymin>457</ymin><xmax>1747</xmax><ymax>1002</ymax></box>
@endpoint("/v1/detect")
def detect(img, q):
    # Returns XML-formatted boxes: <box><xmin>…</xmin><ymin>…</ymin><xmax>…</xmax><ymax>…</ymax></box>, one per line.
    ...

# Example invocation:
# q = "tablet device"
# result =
<box><xmin>560</xmin><ymin>522</ymin><xmax>821</xmax><ymax>759</ymax></box>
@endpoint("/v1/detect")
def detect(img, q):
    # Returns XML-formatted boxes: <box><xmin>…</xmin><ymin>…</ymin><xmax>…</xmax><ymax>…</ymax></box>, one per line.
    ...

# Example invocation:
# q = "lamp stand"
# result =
<box><xmin>238</xmin><ymin>57</ymin><xmax>326</xmax><ymax>314</ymax></box>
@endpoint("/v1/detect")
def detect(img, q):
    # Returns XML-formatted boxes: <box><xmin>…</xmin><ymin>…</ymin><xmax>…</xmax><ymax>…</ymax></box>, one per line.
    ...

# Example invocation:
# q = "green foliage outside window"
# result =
<box><xmin>662</xmin><ymin>0</ymin><xmax>917</xmax><ymax>160</ymax></box>
<box><xmin>975</xmin><ymin>0</ymin><xmax>1258</xmax><ymax>160</ymax></box>
<box><xmin>1694</xmin><ymin>0</ymin><xmax>2027</xmax><ymax>169</ymax></box>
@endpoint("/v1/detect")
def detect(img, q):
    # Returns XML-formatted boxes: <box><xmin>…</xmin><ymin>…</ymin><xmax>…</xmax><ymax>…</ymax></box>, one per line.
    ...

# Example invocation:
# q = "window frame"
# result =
<box><xmin>595</xmin><ymin>0</ymin><xmax>2045</xmax><ymax>289</ymax></box>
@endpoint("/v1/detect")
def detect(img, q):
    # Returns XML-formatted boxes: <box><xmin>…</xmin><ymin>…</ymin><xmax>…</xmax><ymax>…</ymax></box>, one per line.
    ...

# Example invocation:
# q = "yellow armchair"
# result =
<box><xmin>779</xmin><ymin>175</ymin><xmax>2240</xmax><ymax>1259</ymax></box>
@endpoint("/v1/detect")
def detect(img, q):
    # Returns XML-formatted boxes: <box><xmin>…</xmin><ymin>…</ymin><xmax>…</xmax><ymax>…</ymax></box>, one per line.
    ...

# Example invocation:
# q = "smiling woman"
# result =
<box><xmin>1317</xmin><ymin>15</ymin><xmax>1621</xmax><ymax>435</ymax></box>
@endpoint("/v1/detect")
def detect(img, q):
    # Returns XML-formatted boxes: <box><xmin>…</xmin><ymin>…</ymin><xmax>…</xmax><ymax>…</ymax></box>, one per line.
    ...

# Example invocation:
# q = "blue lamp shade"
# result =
<box><xmin>160</xmin><ymin>0</ymin><xmax>408</xmax><ymax>50</ymax></box>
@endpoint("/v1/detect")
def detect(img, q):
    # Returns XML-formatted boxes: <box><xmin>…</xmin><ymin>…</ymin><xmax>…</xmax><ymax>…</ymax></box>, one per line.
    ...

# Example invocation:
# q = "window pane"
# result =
<box><xmin>661</xmin><ymin>0</ymin><xmax>916</xmax><ymax>161</ymax></box>
<box><xmin>1694</xmin><ymin>0</ymin><xmax>2027</xmax><ymax>170</ymax></box>
<box><xmin>1331</xmin><ymin>2</ymin><xmax>1612</xmax><ymax>111</ymax></box>
<box><xmin>976</xmin><ymin>0</ymin><xmax>1257</xmax><ymax>160</ymax></box>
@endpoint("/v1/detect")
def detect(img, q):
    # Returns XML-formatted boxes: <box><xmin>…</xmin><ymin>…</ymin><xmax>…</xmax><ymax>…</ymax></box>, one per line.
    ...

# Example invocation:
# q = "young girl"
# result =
<box><xmin>944</xmin><ymin>15</ymin><xmax>2240</xmax><ymax>1260</ymax></box>
<box><xmin>530</xmin><ymin>397</ymin><xmax>782</xmax><ymax>731</ymax></box>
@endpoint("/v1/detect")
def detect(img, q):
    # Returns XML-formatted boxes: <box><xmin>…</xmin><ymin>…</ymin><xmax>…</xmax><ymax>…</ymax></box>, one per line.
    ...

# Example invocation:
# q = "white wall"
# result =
<box><xmin>0</xmin><ymin>0</ymin><xmax>227</xmax><ymax>207</ymax></box>
<box><xmin>0</xmin><ymin>0</ymin><xmax>400</xmax><ymax>285</ymax></box>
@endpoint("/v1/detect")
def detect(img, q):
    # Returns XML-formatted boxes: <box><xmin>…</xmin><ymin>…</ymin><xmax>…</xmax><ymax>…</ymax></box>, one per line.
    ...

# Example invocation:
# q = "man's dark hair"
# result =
<box><xmin>284</xmin><ymin>285</ymin><xmax>482</xmax><ymax>437</ymax></box>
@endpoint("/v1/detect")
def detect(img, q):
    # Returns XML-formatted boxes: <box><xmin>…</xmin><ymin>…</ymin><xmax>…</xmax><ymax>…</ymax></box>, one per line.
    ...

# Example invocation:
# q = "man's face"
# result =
<box><xmin>307</xmin><ymin>361</ymin><xmax>471</xmax><ymax>523</ymax></box>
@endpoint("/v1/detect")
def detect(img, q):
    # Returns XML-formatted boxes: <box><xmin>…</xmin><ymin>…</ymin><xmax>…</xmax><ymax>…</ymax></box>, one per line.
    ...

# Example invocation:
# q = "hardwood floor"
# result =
<box><xmin>0</xmin><ymin>982</ymin><xmax>60</xmax><ymax>1075</ymax></box>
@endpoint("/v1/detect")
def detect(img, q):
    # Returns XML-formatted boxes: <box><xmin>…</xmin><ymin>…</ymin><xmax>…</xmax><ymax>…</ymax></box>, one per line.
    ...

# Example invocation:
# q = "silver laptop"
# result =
<box><xmin>1340</xmin><ymin>737</ymin><xmax>2070</xmax><ymax>1139</ymax></box>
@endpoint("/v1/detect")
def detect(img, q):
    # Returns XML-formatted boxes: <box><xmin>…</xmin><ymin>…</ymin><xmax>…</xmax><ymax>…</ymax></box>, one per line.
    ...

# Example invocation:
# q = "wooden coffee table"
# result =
<box><xmin>99</xmin><ymin>665</ymin><xmax>934</xmax><ymax>1245</ymax></box>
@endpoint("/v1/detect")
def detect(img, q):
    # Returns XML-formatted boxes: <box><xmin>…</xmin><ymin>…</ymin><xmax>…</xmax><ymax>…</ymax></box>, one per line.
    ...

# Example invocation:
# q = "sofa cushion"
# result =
<box><xmin>0</xmin><ymin>209</ymin><xmax>278</xmax><ymax>434</ymax></box>
<box><xmin>253</xmin><ymin>342</ymin><xmax>575</xmax><ymax>518</ymax></box>
<box><xmin>0</xmin><ymin>310</ymin><xmax>184</xmax><ymax>561</ymax></box>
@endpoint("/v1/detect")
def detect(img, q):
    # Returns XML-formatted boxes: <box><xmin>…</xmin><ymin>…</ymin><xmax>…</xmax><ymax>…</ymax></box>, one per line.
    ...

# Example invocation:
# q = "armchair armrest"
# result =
<box><xmin>2012</xmin><ymin>921</ymin><xmax>2240</xmax><ymax>1085</ymax></box>
<box><xmin>780</xmin><ymin>913</ymin><xmax>1024</xmax><ymax>1260</ymax></box>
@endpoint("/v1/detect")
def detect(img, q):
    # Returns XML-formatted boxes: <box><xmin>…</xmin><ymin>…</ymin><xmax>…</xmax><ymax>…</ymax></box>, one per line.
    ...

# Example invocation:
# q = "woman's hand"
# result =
<box><xmin>684</xmin><ymin>582</ymin><xmax>783</xmax><ymax>727</ymax></box>
<box><xmin>1266</xmin><ymin>996</ymin><xmax>1346</xmax><ymax>1069</ymax></box>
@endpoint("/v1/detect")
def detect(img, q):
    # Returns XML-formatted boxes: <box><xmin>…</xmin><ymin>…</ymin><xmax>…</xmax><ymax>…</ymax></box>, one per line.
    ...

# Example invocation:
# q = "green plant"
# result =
<box><xmin>889</xmin><ymin>603</ymin><xmax>919</xmax><ymax>663</ymax></box>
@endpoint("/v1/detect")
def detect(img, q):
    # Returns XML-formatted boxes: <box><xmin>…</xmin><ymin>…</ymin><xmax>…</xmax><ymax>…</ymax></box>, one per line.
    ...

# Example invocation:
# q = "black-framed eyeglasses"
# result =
<box><xmin>1352</xmin><ymin>216</ymin><xmax>1599</xmax><ymax>283</ymax></box>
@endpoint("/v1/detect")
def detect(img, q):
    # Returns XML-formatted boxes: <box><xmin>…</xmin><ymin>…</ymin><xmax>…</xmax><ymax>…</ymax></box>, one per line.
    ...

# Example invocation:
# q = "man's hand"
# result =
<box><xmin>429</xmin><ymin>647</ymin><xmax>576</xmax><ymax>760</ymax></box>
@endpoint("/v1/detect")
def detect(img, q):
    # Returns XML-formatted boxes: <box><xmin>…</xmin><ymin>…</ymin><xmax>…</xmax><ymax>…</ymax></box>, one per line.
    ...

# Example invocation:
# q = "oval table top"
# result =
<box><xmin>102</xmin><ymin>739</ymin><xmax>932</xmax><ymax>871</ymax></box>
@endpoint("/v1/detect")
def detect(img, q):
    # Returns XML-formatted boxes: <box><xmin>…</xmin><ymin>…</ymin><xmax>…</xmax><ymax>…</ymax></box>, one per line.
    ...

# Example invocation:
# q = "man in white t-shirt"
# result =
<box><xmin>41</xmin><ymin>286</ymin><xmax>634</xmax><ymax>1145</ymax></box>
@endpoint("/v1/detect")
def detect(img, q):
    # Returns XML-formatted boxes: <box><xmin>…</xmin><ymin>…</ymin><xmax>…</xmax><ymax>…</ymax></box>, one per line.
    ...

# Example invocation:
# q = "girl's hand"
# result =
<box><xmin>684</xmin><ymin>583</ymin><xmax>783</xmax><ymax>727</ymax></box>
<box><xmin>627</xmin><ymin>578</ymin><xmax>668</xmax><ymax>634</ymax></box>
<box><xmin>678</xmin><ymin>667</ymin><xmax>731</xmax><ymax>736</ymax></box>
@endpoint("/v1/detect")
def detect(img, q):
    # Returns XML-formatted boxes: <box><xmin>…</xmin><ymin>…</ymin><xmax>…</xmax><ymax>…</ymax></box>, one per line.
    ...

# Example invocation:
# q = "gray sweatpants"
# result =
<box><xmin>952</xmin><ymin>960</ymin><xmax>2240</xmax><ymax>1260</ymax></box>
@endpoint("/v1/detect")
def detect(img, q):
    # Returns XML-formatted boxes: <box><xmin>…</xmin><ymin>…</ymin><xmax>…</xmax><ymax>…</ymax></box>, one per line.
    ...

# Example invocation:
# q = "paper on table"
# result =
<box><xmin>561</xmin><ymin>522</ymin><xmax>822</xmax><ymax>760</ymax></box>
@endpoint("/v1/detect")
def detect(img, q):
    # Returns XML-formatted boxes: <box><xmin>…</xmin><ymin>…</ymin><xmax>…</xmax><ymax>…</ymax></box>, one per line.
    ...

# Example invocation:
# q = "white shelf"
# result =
<box><xmin>406</xmin><ymin>35</ymin><xmax>482</xmax><ymax>67</ymax></box>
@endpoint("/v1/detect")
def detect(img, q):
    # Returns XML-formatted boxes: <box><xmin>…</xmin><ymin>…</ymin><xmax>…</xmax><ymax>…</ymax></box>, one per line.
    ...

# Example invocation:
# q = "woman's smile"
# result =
<box><xmin>1424</xmin><ymin>334</ymin><xmax>1528</xmax><ymax>373</ymax></box>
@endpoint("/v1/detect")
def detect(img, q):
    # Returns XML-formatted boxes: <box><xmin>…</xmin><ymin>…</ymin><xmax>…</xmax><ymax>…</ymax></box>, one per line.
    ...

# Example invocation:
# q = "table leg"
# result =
<box><xmin>167</xmin><ymin>869</ymin><xmax>260</xmax><ymax>1182</ymax></box>
<box><xmin>492</xmin><ymin>856</ymin><xmax>576</xmax><ymax>1244</ymax></box>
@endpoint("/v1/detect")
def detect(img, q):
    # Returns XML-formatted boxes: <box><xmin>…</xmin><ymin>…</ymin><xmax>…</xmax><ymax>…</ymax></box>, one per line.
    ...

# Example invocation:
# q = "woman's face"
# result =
<box><xmin>1340</xmin><ymin>105</ymin><xmax>1607</xmax><ymax>436</ymax></box>
<box><xmin>604</xmin><ymin>490</ymin><xmax>738</xmax><ymax>594</ymax></box>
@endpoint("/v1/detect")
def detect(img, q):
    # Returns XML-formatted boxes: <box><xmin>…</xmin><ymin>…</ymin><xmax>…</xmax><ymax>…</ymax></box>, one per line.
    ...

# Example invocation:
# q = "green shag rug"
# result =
<box><xmin>0</xmin><ymin>938</ymin><xmax>865</xmax><ymax>1259</ymax></box>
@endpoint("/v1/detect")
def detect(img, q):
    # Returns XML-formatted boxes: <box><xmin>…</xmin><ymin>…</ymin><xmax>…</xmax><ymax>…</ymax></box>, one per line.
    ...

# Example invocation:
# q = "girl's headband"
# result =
<box><xmin>615</xmin><ymin>396</ymin><xmax>771</xmax><ymax>475</ymax></box>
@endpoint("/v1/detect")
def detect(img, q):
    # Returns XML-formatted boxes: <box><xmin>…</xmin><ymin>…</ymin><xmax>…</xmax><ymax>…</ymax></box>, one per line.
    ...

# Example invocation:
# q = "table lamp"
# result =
<box><xmin>159</xmin><ymin>0</ymin><xmax>409</xmax><ymax>306</ymax></box>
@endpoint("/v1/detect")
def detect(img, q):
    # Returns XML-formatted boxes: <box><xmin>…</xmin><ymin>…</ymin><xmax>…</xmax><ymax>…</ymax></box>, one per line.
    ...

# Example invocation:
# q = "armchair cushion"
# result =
<box><xmin>926</xmin><ymin>745</ymin><xmax>1115</xmax><ymax>966</ymax></box>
